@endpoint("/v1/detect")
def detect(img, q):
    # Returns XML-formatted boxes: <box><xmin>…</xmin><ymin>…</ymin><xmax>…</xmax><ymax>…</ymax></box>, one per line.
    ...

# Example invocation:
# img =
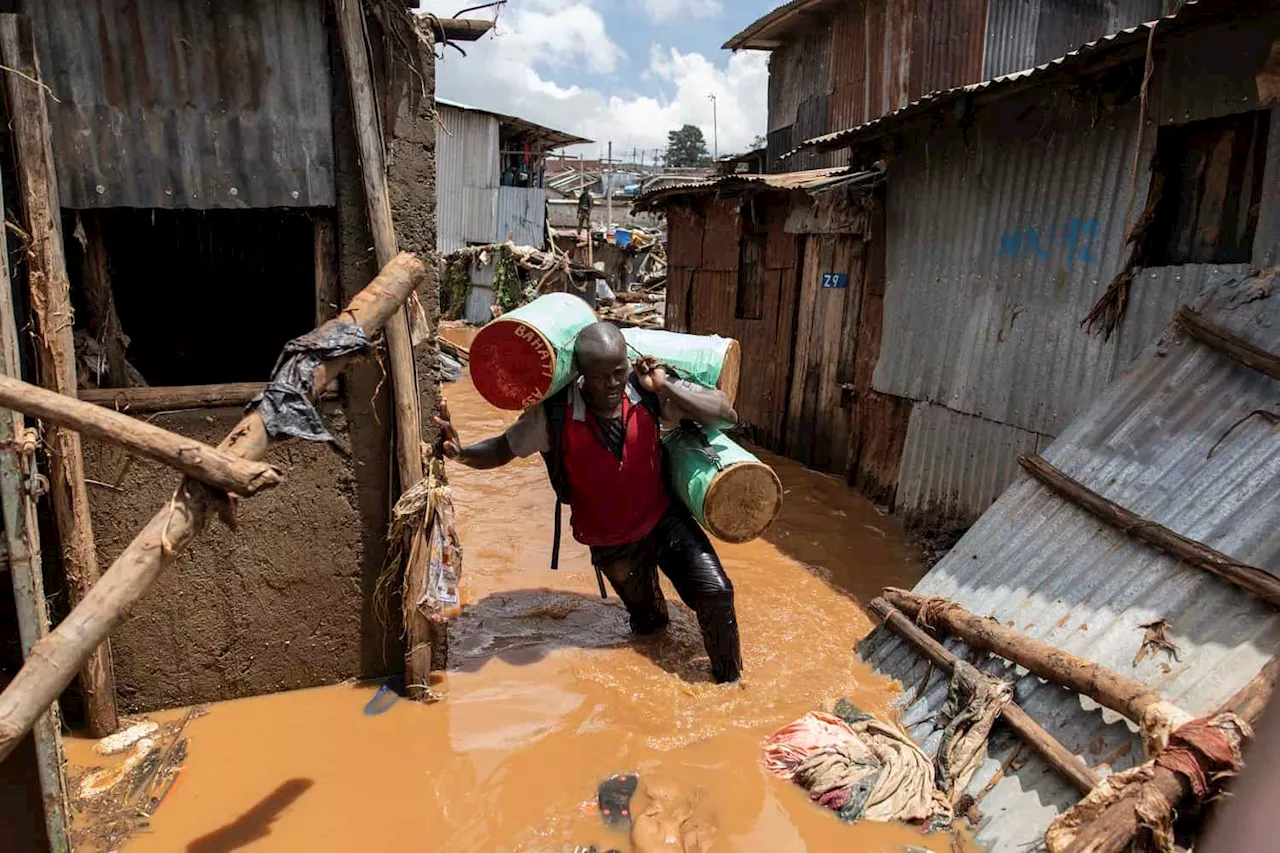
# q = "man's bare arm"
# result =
<box><xmin>434</xmin><ymin>399</ymin><xmax>517</xmax><ymax>469</ymax></box>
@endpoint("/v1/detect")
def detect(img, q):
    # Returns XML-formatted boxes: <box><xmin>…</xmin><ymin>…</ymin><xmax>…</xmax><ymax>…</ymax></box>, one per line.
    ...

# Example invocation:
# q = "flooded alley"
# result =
<box><xmin>63</xmin><ymin>372</ymin><xmax>943</xmax><ymax>852</ymax></box>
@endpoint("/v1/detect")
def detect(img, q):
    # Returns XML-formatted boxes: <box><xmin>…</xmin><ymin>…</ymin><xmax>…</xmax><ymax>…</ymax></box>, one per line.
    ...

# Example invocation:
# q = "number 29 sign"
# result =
<box><xmin>821</xmin><ymin>272</ymin><xmax>848</xmax><ymax>289</ymax></box>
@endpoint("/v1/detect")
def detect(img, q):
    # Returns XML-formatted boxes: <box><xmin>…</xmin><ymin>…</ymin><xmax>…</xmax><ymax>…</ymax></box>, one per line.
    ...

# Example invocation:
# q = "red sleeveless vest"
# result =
<box><xmin>561</xmin><ymin>391</ymin><xmax>670</xmax><ymax>547</ymax></box>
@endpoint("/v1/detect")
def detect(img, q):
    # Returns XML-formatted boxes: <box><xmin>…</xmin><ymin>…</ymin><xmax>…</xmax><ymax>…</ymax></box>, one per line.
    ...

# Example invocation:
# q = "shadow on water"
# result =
<box><xmin>450</xmin><ymin>587</ymin><xmax>718</xmax><ymax>685</ymax></box>
<box><xmin>186</xmin><ymin>778</ymin><xmax>314</xmax><ymax>853</ymax></box>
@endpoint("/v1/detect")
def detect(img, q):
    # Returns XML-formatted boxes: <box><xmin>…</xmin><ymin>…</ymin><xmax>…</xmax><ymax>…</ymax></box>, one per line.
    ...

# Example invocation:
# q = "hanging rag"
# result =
<box><xmin>763</xmin><ymin>701</ymin><xmax>952</xmax><ymax>826</ymax></box>
<box><xmin>935</xmin><ymin>661</ymin><xmax>1014</xmax><ymax>803</ymax></box>
<box><xmin>1044</xmin><ymin>713</ymin><xmax>1251</xmax><ymax>853</ymax></box>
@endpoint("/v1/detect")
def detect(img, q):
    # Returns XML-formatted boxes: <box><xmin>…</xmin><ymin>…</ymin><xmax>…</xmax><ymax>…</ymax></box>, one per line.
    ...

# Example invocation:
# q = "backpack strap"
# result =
<box><xmin>539</xmin><ymin>387</ymin><xmax>572</xmax><ymax>570</ymax></box>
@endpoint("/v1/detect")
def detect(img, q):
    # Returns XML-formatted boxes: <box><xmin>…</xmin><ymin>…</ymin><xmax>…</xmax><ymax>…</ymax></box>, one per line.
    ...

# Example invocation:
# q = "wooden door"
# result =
<box><xmin>783</xmin><ymin>234</ymin><xmax>866</xmax><ymax>472</ymax></box>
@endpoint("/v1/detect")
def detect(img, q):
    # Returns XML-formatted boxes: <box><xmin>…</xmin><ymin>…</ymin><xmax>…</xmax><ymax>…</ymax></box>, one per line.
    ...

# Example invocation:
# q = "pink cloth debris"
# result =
<box><xmin>762</xmin><ymin>711</ymin><xmax>874</xmax><ymax>781</ymax></box>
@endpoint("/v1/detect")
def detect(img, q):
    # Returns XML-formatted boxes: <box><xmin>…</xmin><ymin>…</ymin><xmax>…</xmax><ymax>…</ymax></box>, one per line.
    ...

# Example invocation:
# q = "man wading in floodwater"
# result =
<box><xmin>435</xmin><ymin>321</ymin><xmax>743</xmax><ymax>684</ymax></box>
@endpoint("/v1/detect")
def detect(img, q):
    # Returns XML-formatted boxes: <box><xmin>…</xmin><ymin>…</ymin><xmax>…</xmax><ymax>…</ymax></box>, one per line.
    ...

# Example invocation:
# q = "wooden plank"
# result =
<box><xmin>783</xmin><ymin>235</ymin><xmax>821</xmax><ymax>461</ymax></box>
<box><xmin>870</xmin><ymin>598</ymin><xmax>1100</xmax><ymax>795</ymax></box>
<box><xmin>0</xmin><ymin>61</ymin><xmax>70</xmax><ymax>844</ymax></box>
<box><xmin>314</xmin><ymin>214</ymin><xmax>340</xmax><ymax>326</ymax></box>
<box><xmin>0</xmin><ymin>252</ymin><xmax>427</xmax><ymax>763</ymax></box>
<box><xmin>1020</xmin><ymin>453</ymin><xmax>1280</xmax><ymax>606</ymax></box>
<box><xmin>0</xmin><ymin>13</ymin><xmax>117</xmax><ymax>739</ymax></box>
<box><xmin>81</xmin><ymin>381</ymin><xmax>339</xmax><ymax>412</ymax></box>
<box><xmin>0</xmin><ymin>374</ymin><xmax>283</xmax><ymax>496</ymax></box>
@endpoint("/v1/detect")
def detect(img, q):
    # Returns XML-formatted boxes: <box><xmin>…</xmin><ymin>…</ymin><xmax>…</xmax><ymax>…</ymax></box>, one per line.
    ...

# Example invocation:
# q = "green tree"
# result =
<box><xmin>666</xmin><ymin>124</ymin><xmax>711</xmax><ymax>167</ymax></box>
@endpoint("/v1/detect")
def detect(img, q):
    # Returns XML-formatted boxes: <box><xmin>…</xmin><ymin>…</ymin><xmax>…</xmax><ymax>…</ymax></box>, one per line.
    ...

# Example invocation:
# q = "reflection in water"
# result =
<box><xmin>66</xmin><ymin>369</ymin><xmax>955</xmax><ymax>852</ymax></box>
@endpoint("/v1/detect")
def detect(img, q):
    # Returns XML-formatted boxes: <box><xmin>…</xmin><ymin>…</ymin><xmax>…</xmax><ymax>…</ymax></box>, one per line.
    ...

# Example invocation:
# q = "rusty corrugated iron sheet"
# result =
<box><xmin>909</xmin><ymin>0</ymin><xmax>989</xmax><ymax>100</ymax></box>
<box><xmin>798</xmin><ymin>0</ymin><xmax>1251</xmax><ymax>157</ymax></box>
<box><xmin>860</xmin><ymin>270</ymin><xmax>1280</xmax><ymax>851</ymax></box>
<box><xmin>982</xmin><ymin>0</ymin><xmax>1169</xmax><ymax>79</ymax></box>
<box><xmin>632</xmin><ymin>166</ymin><xmax>861</xmax><ymax>211</ymax></box>
<box><xmin>29</xmin><ymin>0</ymin><xmax>335</xmax><ymax>209</ymax></box>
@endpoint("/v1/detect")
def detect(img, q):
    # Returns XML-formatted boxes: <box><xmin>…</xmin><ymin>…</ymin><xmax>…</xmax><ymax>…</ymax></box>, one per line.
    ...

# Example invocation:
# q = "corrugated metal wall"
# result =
<box><xmin>909</xmin><ymin>0</ymin><xmax>988</xmax><ymax>100</ymax></box>
<box><xmin>878</xmin><ymin>16</ymin><xmax>1280</xmax><ymax>528</ymax></box>
<box><xmin>981</xmin><ymin>0</ymin><xmax>1166</xmax><ymax>79</ymax></box>
<box><xmin>436</xmin><ymin>103</ymin><xmax>499</xmax><ymax>253</ymax></box>
<box><xmin>496</xmin><ymin>187</ymin><xmax>546</xmax><ymax>248</ymax></box>
<box><xmin>29</xmin><ymin>0</ymin><xmax>335</xmax><ymax>209</ymax></box>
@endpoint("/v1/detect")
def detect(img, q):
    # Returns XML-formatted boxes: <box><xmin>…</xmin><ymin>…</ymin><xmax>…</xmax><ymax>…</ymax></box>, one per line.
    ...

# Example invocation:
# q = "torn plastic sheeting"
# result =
<box><xmin>252</xmin><ymin>323</ymin><xmax>370</xmax><ymax>442</ymax></box>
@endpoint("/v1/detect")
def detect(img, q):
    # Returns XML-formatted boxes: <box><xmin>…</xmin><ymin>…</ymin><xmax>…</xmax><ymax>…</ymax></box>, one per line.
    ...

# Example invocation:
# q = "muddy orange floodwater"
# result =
<box><xmin>66</xmin><ymin>369</ymin><xmax>955</xmax><ymax>852</ymax></box>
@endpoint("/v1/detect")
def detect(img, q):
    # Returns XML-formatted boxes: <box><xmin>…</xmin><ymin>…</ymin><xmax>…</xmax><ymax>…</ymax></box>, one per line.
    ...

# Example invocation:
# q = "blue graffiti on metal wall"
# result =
<box><xmin>997</xmin><ymin>218</ymin><xmax>1101</xmax><ymax>269</ymax></box>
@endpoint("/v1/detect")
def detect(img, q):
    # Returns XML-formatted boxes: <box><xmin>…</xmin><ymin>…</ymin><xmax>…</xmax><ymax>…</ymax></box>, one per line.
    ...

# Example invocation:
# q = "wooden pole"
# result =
<box><xmin>882</xmin><ymin>588</ymin><xmax>1166</xmax><ymax>726</ymax></box>
<box><xmin>1176</xmin><ymin>305</ymin><xmax>1280</xmax><ymax>381</ymax></box>
<box><xmin>0</xmin><ymin>374</ymin><xmax>283</xmax><ymax>496</ymax></box>
<box><xmin>0</xmin><ymin>109</ymin><xmax>70</xmax><ymax>851</ymax></box>
<box><xmin>80</xmin><ymin>381</ymin><xmax>340</xmax><ymax>412</ymax></box>
<box><xmin>0</xmin><ymin>251</ymin><xmax>427</xmax><ymax>764</ymax></box>
<box><xmin>1018</xmin><ymin>453</ymin><xmax>1280</xmax><ymax>606</ymax></box>
<box><xmin>870</xmin><ymin>598</ymin><xmax>1101</xmax><ymax>795</ymax></box>
<box><xmin>332</xmin><ymin>0</ymin><xmax>435</xmax><ymax>699</ymax></box>
<box><xmin>0</xmin><ymin>13</ymin><xmax>117</xmax><ymax>738</ymax></box>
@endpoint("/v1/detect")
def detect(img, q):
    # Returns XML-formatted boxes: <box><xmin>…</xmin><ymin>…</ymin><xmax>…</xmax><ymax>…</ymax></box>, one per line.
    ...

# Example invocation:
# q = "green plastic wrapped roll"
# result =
<box><xmin>470</xmin><ymin>292</ymin><xmax>598</xmax><ymax>410</ymax></box>
<box><xmin>621</xmin><ymin>328</ymin><xmax>741</xmax><ymax>404</ymax></box>
<box><xmin>664</xmin><ymin>426</ymin><xmax>783</xmax><ymax>543</ymax></box>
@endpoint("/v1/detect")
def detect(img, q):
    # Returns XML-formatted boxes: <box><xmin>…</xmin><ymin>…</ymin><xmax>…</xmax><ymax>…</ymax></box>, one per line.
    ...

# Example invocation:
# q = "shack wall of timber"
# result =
<box><xmin>657</xmin><ymin>169</ymin><xmax>913</xmax><ymax>508</ymax></box>
<box><xmin>14</xmin><ymin>0</ymin><xmax>444</xmax><ymax>713</ymax></box>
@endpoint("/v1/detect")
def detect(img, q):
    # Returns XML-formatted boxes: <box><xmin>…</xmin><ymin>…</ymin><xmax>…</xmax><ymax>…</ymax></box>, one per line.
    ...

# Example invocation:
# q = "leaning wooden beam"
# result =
<box><xmin>1176</xmin><ymin>305</ymin><xmax>1280</xmax><ymax>381</ymax></box>
<box><xmin>0</xmin><ymin>113</ymin><xmax>70</xmax><ymax>850</ymax></box>
<box><xmin>333</xmin><ymin>0</ymin><xmax>434</xmax><ymax>700</ymax></box>
<box><xmin>1057</xmin><ymin>663</ymin><xmax>1276</xmax><ymax>853</ymax></box>
<box><xmin>882</xmin><ymin>588</ymin><xmax>1166</xmax><ymax>727</ymax></box>
<box><xmin>0</xmin><ymin>251</ymin><xmax>427</xmax><ymax>764</ymax></box>
<box><xmin>78</xmin><ymin>213</ymin><xmax>133</xmax><ymax>389</ymax></box>
<box><xmin>0</xmin><ymin>13</ymin><xmax>117</xmax><ymax>739</ymax></box>
<box><xmin>1018</xmin><ymin>453</ymin><xmax>1280</xmax><ymax>606</ymax></box>
<box><xmin>870</xmin><ymin>597</ymin><xmax>1101</xmax><ymax>795</ymax></box>
<box><xmin>0</xmin><ymin>374</ymin><xmax>282</xmax><ymax>497</ymax></box>
<box><xmin>80</xmin><ymin>381</ymin><xmax>340</xmax><ymax>413</ymax></box>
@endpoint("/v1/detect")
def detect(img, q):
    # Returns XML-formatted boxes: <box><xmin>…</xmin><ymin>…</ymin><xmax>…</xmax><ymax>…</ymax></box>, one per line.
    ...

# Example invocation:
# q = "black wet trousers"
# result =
<box><xmin>590</xmin><ymin>507</ymin><xmax>742</xmax><ymax>684</ymax></box>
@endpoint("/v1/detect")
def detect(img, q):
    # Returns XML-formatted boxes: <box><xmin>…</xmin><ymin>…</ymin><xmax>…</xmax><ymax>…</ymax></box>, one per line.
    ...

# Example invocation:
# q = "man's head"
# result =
<box><xmin>575</xmin><ymin>321</ymin><xmax>628</xmax><ymax>412</ymax></box>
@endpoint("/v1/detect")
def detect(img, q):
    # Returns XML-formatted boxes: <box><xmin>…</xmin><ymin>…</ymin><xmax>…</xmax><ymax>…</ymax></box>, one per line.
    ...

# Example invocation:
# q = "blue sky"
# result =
<box><xmin>417</xmin><ymin>0</ymin><xmax>779</xmax><ymax>159</ymax></box>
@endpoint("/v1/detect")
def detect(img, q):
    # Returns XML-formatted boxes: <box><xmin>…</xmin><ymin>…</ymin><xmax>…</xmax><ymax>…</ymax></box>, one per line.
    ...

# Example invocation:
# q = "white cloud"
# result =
<box><xmin>417</xmin><ymin>0</ymin><xmax>766</xmax><ymax>160</ymax></box>
<box><xmin>643</xmin><ymin>0</ymin><xmax>723</xmax><ymax>24</ymax></box>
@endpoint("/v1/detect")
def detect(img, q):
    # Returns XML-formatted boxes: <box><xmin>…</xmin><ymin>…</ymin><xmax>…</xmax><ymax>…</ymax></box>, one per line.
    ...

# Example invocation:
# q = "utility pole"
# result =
<box><xmin>707</xmin><ymin>93</ymin><xmax>718</xmax><ymax>161</ymax></box>
<box><xmin>605</xmin><ymin>140</ymin><xmax>613</xmax><ymax>231</ymax></box>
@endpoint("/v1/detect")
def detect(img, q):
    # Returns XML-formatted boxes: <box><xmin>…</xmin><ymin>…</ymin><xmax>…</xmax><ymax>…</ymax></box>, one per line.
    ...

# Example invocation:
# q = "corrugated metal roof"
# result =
<box><xmin>860</xmin><ymin>269</ymin><xmax>1280</xmax><ymax>851</ymax></box>
<box><xmin>632</xmin><ymin>166</ymin><xmax>877</xmax><ymax>211</ymax></box>
<box><xmin>722</xmin><ymin>0</ymin><xmax>842</xmax><ymax>50</ymax></box>
<box><xmin>29</xmin><ymin>0</ymin><xmax>335</xmax><ymax>209</ymax></box>
<box><xmin>792</xmin><ymin>0</ymin><xmax>1246</xmax><ymax>158</ymax></box>
<box><xmin>434</xmin><ymin>97</ymin><xmax>591</xmax><ymax>150</ymax></box>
